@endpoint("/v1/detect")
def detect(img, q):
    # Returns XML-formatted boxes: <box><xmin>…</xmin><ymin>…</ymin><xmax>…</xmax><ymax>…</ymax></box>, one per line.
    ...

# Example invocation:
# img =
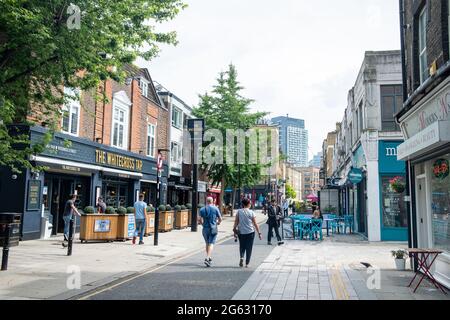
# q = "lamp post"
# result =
<box><xmin>154</xmin><ymin>148</ymin><xmax>169</xmax><ymax>246</ymax></box>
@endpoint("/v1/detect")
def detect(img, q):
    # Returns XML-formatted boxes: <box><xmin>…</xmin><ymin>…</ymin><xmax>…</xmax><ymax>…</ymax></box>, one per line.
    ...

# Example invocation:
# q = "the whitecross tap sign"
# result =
<box><xmin>404</xmin><ymin>82</ymin><xmax>450</xmax><ymax>138</ymax></box>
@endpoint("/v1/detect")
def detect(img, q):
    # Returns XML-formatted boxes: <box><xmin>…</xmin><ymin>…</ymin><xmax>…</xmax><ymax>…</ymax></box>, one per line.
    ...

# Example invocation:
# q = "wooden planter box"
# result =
<box><xmin>80</xmin><ymin>214</ymin><xmax>118</xmax><ymax>243</ymax></box>
<box><xmin>174</xmin><ymin>210</ymin><xmax>189</xmax><ymax>229</ymax></box>
<box><xmin>187</xmin><ymin>210</ymin><xmax>192</xmax><ymax>227</ymax></box>
<box><xmin>145</xmin><ymin>212</ymin><xmax>155</xmax><ymax>235</ymax></box>
<box><xmin>158</xmin><ymin>211</ymin><xmax>174</xmax><ymax>232</ymax></box>
<box><xmin>117</xmin><ymin>214</ymin><xmax>135</xmax><ymax>241</ymax></box>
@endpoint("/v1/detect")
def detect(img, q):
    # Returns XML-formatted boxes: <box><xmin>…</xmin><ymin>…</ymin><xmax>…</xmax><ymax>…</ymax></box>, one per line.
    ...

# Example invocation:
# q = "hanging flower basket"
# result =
<box><xmin>389</xmin><ymin>176</ymin><xmax>405</xmax><ymax>193</ymax></box>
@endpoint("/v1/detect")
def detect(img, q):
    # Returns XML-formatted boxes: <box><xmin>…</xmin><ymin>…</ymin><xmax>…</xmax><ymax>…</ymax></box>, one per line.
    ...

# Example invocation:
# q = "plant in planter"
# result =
<box><xmin>147</xmin><ymin>205</ymin><xmax>155</xmax><ymax>213</ymax></box>
<box><xmin>105</xmin><ymin>207</ymin><xmax>116</xmax><ymax>214</ymax></box>
<box><xmin>165</xmin><ymin>205</ymin><xmax>172</xmax><ymax>212</ymax></box>
<box><xmin>83</xmin><ymin>206</ymin><xmax>95</xmax><ymax>214</ymax></box>
<box><xmin>174</xmin><ymin>205</ymin><xmax>182</xmax><ymax>212</ymax></box>
<box><xmin>391</xmin><ymin>249</ymin><xmax>408</xmax><ymax>270</ymax></box>
<box><xmin>117</xmin><ymin>207</ymin><xmax>127</xmax><ymax>215</ymax></box>
<box><xmin>389</xmin><ymin>177</ymin><xmax>406</xmax><ymax>193</ymax></box>
<box><xmin>180</xmin><ymin>205</ymin><xmax>187</xmax><ymax>210</ymax></box>
<box><xmin>127</xmin><ymin>207</ymin><xmax>135</xmax><ymax>214</ymax></box>
<box><xmin>158</xmin><ymin>205</ymin><xmax>166</xmax><ymax>212</ymax></box>
<box><xmin>186</xmin><ymin>203</ymin><xmax>192</xmax><ymax>210</ymax></box>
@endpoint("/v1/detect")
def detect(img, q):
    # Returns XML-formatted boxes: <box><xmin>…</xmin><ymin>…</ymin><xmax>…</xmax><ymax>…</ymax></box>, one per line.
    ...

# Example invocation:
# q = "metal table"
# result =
<box><xmin>407</xmin><ymin>248</ymin><xmax>447</xmax><ymax>294</ymax></box>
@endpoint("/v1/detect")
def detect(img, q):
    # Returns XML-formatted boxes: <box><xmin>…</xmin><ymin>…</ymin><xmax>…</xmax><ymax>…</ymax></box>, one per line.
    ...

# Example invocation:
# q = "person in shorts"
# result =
<box><xmin>199</xmin><ymin>197</ymin><xmax>222</xmax><ymax>267</ymax></box>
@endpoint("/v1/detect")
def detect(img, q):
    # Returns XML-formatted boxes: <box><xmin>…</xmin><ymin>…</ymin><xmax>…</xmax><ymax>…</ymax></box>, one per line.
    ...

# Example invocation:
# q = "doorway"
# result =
<box><xmin>357</xmin><ymin>178</ymin><xmax>368</xmax><ymax>236</ymax></box>
<box><xmin>416</xmin><ymin>176</ymin><xmax>429</xmax><ymax>248</ymax></box>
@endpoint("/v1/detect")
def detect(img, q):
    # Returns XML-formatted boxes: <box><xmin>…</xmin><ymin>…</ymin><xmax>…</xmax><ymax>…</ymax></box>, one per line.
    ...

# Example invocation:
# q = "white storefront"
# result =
<box><xmin>397</xmin><ymin>78</ymin><xmax>450</xmax><ymax>289</ymax></box>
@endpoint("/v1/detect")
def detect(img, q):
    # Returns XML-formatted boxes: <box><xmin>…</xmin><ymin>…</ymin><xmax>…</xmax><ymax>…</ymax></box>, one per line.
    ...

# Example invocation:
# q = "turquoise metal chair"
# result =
<box><xmin>299</xmin><ymin>219</ymin><xmax>311</xmax><ymax>240</ymax></box>
<box><xmin>342</xmin><ymin>215</ymin><xmax>354</xmax><ymax>234</ymax></box>
<box><xmin>329</xmin><ymin>215</ymin><xmax>340</xmax><ymax>234</ymax></box>
<box><xmin>310</xmin><ymin>219</ymin><xmax>323</xmax><ymax>241</ymax></box>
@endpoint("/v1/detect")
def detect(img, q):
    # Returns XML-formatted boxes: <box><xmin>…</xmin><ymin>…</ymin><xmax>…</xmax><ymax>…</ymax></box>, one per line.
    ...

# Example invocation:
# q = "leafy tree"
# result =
<box><xmin>193</xmin><ymin>64</ymin><xmax>268</xmax><ymax>212</ymax></box>
<box><xmin>285</xmin><ymin>184</ymin><xmax>297</xmax><ymax>200</ymax></box>
<box><xmin>0</xmin><ymin>0</ymin><xmax>186</xmax><ymax>172</ymax></box>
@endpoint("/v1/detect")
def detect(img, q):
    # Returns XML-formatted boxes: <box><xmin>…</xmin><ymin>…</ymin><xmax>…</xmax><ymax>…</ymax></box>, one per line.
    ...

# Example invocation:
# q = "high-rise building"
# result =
<box><xmin>309</xmin><ymin>152</ymin><xmax>322</xmax><ymax>168</ymax></box>
<box><xmin>271</xmin><ymin>116</ymin><xmax>308</xmax><ymax>167</ymax></box>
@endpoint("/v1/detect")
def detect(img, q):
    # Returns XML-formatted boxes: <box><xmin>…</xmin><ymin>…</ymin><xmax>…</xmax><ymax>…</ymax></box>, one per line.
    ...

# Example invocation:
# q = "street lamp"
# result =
<box><xmin>154</xmin><ymin>148</ymin><xmax>170</xmax><ymax>246</ymax></box>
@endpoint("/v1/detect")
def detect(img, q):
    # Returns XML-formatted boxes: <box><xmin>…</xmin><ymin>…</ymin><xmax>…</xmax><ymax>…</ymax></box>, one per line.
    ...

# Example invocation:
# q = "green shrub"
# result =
<box><xmin>148</xmin><ymin>206</ymin><xmax>155</xmax><ymax>212</ymax></box>
<box><xmin>186</xmin><ymin>203</ymin><xmax>192</xmax><ymax>209</ymax></box>
<box><xmin>180</xmin><ymin>205</ymin><xmax>187</xmax><ymax>210</ymax></box>
<box><xmin>105</xmin><ymin>207</ymin><xmax>116</xmax><ymax>214</ymax></box>
<box><xmin>127</xmin><ymin>207</ymin><xmax>135</xmax><ymax>213</ymax></box>
<box><xmin>117</xmin><ymin>207</ymin><xmax>127</xmax><ymax>215</ymax></box>
<box><xmin>84</xmin><ymin>206</ymin><xmax>95</xmax><ymax>214</ymax></box>
<box><xmin>165</xmin><ymin>205</ymin><xmax>172</xmax><ymax>211</ymax></box>
<box><xmin>174</xmin><ymin>205</ymin><xmax>182</xmax><ymax>211</ymax></box>
<box><xmin>158</xmin><ymin>205</ymin><xmax>166</xmax><ymax>212</ymax></box>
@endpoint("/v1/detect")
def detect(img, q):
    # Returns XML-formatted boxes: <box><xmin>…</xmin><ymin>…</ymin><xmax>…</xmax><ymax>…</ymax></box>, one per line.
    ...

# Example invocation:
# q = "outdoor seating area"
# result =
<box><xmin>291</xmin><ymin>214</ymin><xmax>354</xmax><ymax>240</ymax></box>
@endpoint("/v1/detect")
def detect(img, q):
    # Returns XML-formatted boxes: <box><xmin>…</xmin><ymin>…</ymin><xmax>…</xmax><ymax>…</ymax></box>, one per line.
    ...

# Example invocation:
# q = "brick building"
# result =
<box><xmin>0</xmin><ymin>65</ymin><xmax>170</xmax><ymax>240</ymax></box>
<box><xmin>396</xmin><ymin>0</ymin><xmax>450</xmax><ymax>289</ymax></box>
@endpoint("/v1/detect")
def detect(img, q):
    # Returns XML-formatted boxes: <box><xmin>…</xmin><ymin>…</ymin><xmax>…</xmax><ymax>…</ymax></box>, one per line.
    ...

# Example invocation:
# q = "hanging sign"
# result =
<box><xmin>348</xmin><ymin>168</ymin><xmax>363</xmax><ymax>184</ymax></box>
<box><xmin>433</xmin><ymin>159</ymin><xmax>449</xmax><ymax>180</ymax></box>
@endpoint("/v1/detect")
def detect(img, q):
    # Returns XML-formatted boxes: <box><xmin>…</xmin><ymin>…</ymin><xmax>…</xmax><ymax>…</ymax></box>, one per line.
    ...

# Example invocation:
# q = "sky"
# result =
<box><xmin>137</xmin><ymin>0</ymin><xmax>401</xmax><ymax>160</ymax></box>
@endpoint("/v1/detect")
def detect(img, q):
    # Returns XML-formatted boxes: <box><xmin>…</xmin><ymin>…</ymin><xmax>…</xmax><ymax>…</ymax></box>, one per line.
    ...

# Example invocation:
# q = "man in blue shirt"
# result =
<box><xmin>199</xmin><ymin>197</ymin><xmax>222</xmax><ymax>267</ymax></box>
<box><xmin>133</xmin><ymin>194</ymin><xmax>147</xmax><ymax>245</ymax></box>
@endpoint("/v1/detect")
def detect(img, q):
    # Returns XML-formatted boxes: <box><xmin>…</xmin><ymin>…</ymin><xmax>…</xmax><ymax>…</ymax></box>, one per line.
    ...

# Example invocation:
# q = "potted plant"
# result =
<box><xmin>389</xmin><ymin>177</ymin><xmax>406</xmax><ymax>193</ymax></box>
<box><xmin>145</xmin><ymin>205</ymin><xmax>155</xmax><ymax>235</ymax></box>
<box><xmin>391</xmin><ymin>249</ymin><xmax>408</xmax><ymax>270</ymax></box>
<box><xmin>117</xmin><ymin>206</ymin><xmax>127</xmax><ymax>215</ymax></box>
<box><xmin>105</xmin><ymin>207</ymin><xmax>116</xmax><ymax>214</ymax></box>
<box><xmin>174</xmin><ymin>205</ymin><xmax>188</xmax><ymax>229</ymax></box>
<box><xmin>158</xmin><ymin>205</ymin><xmax>173</xmax><ymax>232</ymax></box>
<box><xmin>117</xmin><ymin>206</ymin><xmax>134</xmax><ymax>241</ymax></box>
<box><xmin>83</xmin><ymin>206</ymin><xmax>95</xmax><ymax>215</ymax></box>
<box><xmin>126</xmin><ymin>207</ymin><xmax>135</xmax><ymax>214</ymax></box>
<box><xmin>186</xmin><ymin>203</ymin><xmax>192</xmax><ymax>226</ymax></box>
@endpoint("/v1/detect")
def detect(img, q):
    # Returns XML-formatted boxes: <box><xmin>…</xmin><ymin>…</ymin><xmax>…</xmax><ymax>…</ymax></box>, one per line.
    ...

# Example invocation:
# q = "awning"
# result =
<box><xmin>397</xmin><ymin>121</ymin><xmax>450</xmax><ymax>161</ymax></box>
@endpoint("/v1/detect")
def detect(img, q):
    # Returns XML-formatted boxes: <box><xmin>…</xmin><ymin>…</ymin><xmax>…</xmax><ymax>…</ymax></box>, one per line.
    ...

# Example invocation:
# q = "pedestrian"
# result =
<box><xmin>199</xmin><ymin>197</ymin><xmax>222</xmax><ymax>267</ymax></box>
<box><xmin>233</xmin><ymin>198</ymin><xmax>263</xmax><ymax>268</ymax></box>
<box><xmin>282</xmin><ymin>198</ymin><xmax>289</xmax><ymax>217</ymax></box>
<box><xmin>62</xmin><ymin>194</ymin><xmax>81</xmax><ymax>247</ymax></box>
<box><xmin>96</xmin><ymin>197</ymin><xmax>106</xmax><ymax>214</ymax></box>
<box><xmin>133</xmin><ymin>194</ymin><xmax>147</xmax><ymax>245</ymax></box>
<box><xmin>267</xmin><ymin>199</ymin><xmax>284</xmax><ymax>246</ymax></box>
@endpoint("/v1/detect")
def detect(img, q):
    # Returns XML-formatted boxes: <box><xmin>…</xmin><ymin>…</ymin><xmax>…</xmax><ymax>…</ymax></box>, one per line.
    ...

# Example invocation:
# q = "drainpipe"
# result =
<box><xmin>399</xmin><ymin>0</ymin><xmax>416</xmax><ymax>256</ymax></box>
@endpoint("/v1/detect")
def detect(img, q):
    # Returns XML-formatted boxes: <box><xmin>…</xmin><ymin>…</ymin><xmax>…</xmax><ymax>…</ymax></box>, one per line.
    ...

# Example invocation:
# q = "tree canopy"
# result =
<box><xmin>0</xmin><ymin>0</ymin><xmax>186</xmax><ymax>171</ymax></box>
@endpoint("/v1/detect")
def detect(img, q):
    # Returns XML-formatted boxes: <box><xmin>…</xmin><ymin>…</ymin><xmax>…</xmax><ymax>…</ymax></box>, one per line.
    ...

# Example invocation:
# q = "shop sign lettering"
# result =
<box><xmin>95</xmin><ymin>150</ymin><xmax>143</xmax><ymax>172</ymax></box>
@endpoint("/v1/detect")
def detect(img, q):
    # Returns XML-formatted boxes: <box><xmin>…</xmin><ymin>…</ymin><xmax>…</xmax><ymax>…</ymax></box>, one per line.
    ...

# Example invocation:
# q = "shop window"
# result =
<box><xmin>61</xmin><ymin>87</ymin><xmax>80</xmax><ymax>136</ymax></box>
<box><xmin>430</xmin><ymin>155</ymin><xmax>450</xmax><ymax>252</ymax></box>
<box><xmin>381</xmin><ymin>176</ymin><xmax>408</xmax><ymax>228</ymax></box>
<box><xmin>111</xmin><ymin>99</ymin><xmax>129</xmax><ymax>150</ymax></box>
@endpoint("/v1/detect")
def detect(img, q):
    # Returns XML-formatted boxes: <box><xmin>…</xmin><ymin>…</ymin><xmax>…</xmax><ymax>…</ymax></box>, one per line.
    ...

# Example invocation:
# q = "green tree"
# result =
<box><xmin>193</xmin><ymin>64</ymin><xmax>268</xmax><ymax>212</ymax></box>
<box><xmin>285</xmin><ymin>184</ymin><xmax>297</xmax><ymax>200</ymax></box>
<box><xmin>0</xmin><ymin>0</ymin><xmax>186</xmax><ymax>172</ymax></box>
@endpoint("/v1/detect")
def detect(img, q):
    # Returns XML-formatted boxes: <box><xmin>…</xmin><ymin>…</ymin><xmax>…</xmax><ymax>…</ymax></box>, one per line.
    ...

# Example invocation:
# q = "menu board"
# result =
<box><xmin>27</xmin><ymin>180</ymin><xmax>41</xmax><ymax>211</ymax></box>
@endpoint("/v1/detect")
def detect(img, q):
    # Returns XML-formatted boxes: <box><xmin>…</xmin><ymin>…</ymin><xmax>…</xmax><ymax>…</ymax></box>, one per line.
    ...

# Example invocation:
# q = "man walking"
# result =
<box><xmin>199</xmin><ymin>197</ymin><xmax>222</xmax><ymax>267</ymax></box>
<box><xmin>282</xmin><ymin>198</ymin><xmax>289</xmax><ymax>217</ymax></box>
<box><xmin>133</xmin><ymin>194</ymin><xmax>147</xmax><ymax>245</ymax></box>
<box><xmin>267</xmin><ymin>199</ymin><xmax>284</xmax><ymax>246</ymax></box>
<box><xmin>62</xmin><ymin>194</ymin><xmax>81</xmax><ymax>247</ymax></box>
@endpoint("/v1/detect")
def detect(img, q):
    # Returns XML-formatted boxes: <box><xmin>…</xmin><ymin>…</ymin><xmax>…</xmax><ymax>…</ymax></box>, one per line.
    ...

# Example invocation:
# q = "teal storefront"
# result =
<box><xmin>378</xmin><ymin>141</ymin><xmax>408</xmax><ymax>241</ymax></box>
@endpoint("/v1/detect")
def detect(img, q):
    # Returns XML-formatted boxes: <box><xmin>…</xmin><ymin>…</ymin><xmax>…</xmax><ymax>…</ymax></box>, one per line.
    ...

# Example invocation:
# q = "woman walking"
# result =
<box><xmin>233</xmin><ymin>198</ymin><xmax>262</xmax><ymax>268</ymax></box>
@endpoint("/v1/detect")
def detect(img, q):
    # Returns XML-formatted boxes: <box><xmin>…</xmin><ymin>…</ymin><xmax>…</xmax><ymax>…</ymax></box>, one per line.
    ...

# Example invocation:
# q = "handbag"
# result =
<box><xmin>207</xmin><ymin>207</ymin><xmax>218</xmax><ymax>236</ymax></box>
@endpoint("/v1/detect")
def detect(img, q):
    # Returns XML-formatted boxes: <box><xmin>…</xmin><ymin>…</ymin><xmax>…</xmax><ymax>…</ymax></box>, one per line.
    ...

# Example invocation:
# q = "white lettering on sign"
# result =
<box><xmin>386</xmin><ymin>148</ymin><xmax>397</xmax><ymax>156</ymax></box>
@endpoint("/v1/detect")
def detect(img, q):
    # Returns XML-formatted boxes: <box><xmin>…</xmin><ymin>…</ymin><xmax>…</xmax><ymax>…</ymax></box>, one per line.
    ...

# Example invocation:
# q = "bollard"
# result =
<box><xmin>67</xmin><ymin>218</ymin><xmax>74</xmax><ymax>256</ymax></box>
<box><xmin>1</xmin><ymin>224</ymin><xmax>11</xmax><ymax>271</ymax></box>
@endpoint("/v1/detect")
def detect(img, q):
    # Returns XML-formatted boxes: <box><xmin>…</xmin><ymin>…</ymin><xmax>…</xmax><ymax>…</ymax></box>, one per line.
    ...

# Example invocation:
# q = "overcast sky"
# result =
<box><xmin>137</xmin><ymin>0</ymin><xmax>401</xmax><ymax>160</ymax></box>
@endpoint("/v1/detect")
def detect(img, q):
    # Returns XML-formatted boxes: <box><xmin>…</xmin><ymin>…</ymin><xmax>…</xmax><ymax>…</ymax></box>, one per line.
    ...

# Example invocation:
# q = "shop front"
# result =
<box><xmin>350</xmin><ymin>145</ymin><xmax>368</xmax><ymax>238</ymax></box>
<box><xmin>397</xmin><ymin>78</ymin><xmax>450</xmax><ymax>288</ymax></box>
<box><xmin>167</xmin><ymin>176</ymin><xmax>191</xmax><ymax>206</ymax></box>
<box><xmin>0</xmin><ymin>126</ymin><xmax>166</xmax><ymax>241</ymax></box>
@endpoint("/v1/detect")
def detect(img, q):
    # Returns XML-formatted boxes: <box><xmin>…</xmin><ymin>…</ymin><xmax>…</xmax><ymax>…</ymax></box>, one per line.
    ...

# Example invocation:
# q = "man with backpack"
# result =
<box><xmin>198</xmin><ymin>197</ymin><xmax>222</xmax><ymax>267</ymax></box>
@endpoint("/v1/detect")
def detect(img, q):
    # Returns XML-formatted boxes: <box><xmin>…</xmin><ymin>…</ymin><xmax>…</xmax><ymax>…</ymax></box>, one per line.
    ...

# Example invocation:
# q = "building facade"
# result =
<box><xmin>1</xmin><ymin>66</ymin><xmax>170</xmax><ymax>240</ymax></box>
<box><xmin>298</xmin><ymin>167</ymin><xmax>320</xmax><ymax>201</ymax></box>
<box><xmin>396</xmin><ymin>0</ymin><xmax>450</xmax><ymax>288</ymax></box>
<box><xmin>322</xmin><ymin>51</ymin><xmax>406</xmax><ymax>242</ymax></box>
<box><xmin>271</xmin><ymin>116</ymin><xmax>309</xmax><ymax>167</ymax></box>
<box><xmin>309</xmin><ymin>152</ymin><xmax>323</xmax><ymax>168</ymax></box>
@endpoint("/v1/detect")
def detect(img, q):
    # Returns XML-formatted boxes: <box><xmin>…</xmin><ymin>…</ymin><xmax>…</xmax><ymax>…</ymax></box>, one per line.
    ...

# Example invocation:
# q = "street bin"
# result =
<box><xmin>0</xmin><ymin>213</ymin><xmax>22</xmax><ymax>271</ymax></box>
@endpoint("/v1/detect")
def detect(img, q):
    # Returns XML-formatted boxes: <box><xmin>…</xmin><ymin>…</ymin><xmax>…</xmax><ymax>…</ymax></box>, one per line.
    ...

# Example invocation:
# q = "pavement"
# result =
<box><xmin>232</xmin><ymin>234</ymin><xmax>450</xmax><ymax>300</ymax></box>
<box><xmin>0</xmin><ymin>210</ymin><xmax>267</xmax><ymax>300</ymax></box>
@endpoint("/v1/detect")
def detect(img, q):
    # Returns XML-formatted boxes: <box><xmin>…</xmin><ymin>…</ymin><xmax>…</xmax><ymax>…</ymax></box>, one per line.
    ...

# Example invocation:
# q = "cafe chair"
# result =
<box><xmin>310</xmin><ymin>219</ymin><xmax>323</xmax><ymax>241</ymax></box>
<box><xmin>299</xmin><ymin>219</ymin><xmax>311</xmax><ymax>240</ymax></box>
<box><xmin>342</xmin><ymin>215</ymin><xmax>354</xmax><ymax>234</ymax></box>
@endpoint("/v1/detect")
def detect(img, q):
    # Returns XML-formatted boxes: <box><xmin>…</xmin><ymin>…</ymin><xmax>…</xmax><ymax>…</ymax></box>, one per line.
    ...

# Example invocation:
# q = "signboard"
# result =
<box><xmin>348</xmin><ymin>168</ymin><xmax>363</xmax><ymax>184</ymax></box>
<box><xmin>379</xmin><ymin>141</ymin><xmax>405</xmax><ymax>174</ymax></box>
<box><xmin>27</xmin><ymin>180</ymin><xmax>41</xmax><ymax>211</ymax></box>
<box><xmin>95</xmin><ymin>150</ymin><xmax>143</xmax><ymax>172</ymax></box>
<box><xmin>127</xmin><ymin>215</ymin><xmax>136</xmax><ymax>238</ymax></box>
<box><xmin>198</xmin><ymin>181</ymin><xmax>207</xmax><ymax>193</ymax></box>
<box><xmin>94</xmin><ymin>220</ymin><xmax>111</xmax><ymax>233</ymax></box>
<box><xmin>433</xmin><ymin>159</ymin><xmax>449</xmax><ymax>180</ymax></box>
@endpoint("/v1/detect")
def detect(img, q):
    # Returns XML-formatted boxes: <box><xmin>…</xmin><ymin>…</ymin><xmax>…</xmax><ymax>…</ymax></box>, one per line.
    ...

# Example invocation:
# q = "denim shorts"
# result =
<box><xmin>202</xmin><ymin>227</ymin><xmax>218</xmax><ymax>245</ymax></box>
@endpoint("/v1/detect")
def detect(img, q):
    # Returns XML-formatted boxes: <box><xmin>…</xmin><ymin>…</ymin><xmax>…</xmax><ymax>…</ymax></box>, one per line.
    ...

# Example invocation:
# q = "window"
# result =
<box><xmin>357</xmin><ymin>103</ymin><xmax>363</xmax><ymax>138</ymax></box>
<box><xmin>111</xmin><ymin>99</ymin><xmax>129</xmax><ymax>150</ymax></box>
<box><xmin>381</xmin><ymin>176</ymin><xmax>408</xmax><ymax>228</ymax></box>
<box><xmin>430</xmin><ymin>154</ymin><xmax>450</xmax><ymax>252</ymax></box>
<box><xmin>381</xmin><ymin>85</ymin><xmax>403</xmax><ymax>131</ymax></box>
<box><xmin>171</xmin><ymin>142</ymin><xmax>182</xmax><ymax>164</ymax></box>
<box><xmin>61</xmin><ymin>87</ymin><xmax>80</xmax><ymax>136</ymax></box>
<box><xmin>147</xmin><ymin>124</ymin><xmax>156</xmax><ymax>158</ymax></box>
<box><xmin>139</xmin><ymin>79</ymin><xmax>148</xmax><ymax>98</ymax></box>
<box><xmin>419</xmin><ymin>7</ymin><xmax>428</xmax><ymax>84</ymax></box>
<box><xmin>172</xmin><ymin>107</ymin><xmax>183</xmax><ymax>129</ymax></box>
